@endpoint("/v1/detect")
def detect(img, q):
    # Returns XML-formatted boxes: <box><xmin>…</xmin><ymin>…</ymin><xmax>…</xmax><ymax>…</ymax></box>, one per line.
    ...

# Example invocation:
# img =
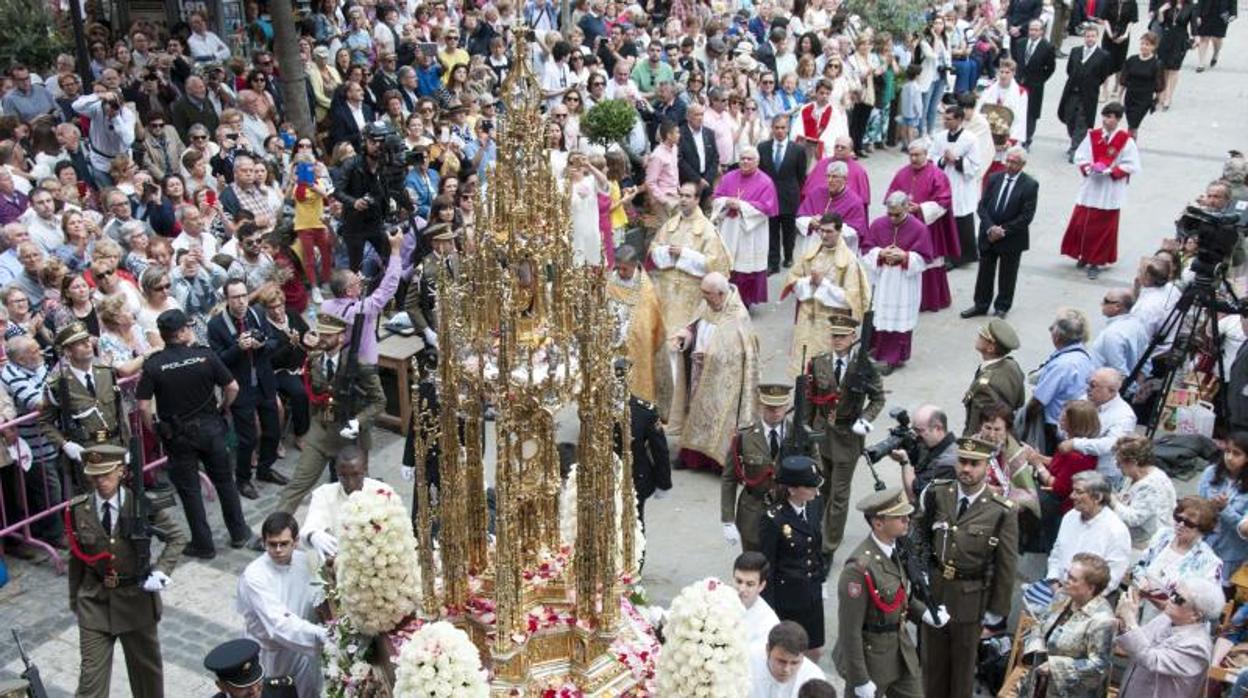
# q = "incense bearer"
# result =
<box><xmin>67</xmin><ymin>444</ymin><xmax>185</xmax><ymax>698</ymax></box>
<box><xmin>722</xmin><ymin>383</ymin><xmax>791</xmax><ymax>552</ymax></box>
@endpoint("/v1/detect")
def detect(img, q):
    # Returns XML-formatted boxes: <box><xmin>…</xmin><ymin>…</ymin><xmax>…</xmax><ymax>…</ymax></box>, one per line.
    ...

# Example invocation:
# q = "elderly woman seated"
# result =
<box><xmin>1015</xmin><ymin>553</ymin><xmax>1118</xmax><ymax>697</ymax></box>
<box><xmin>1130</xmin><ymin>496</ymin><xmax>1223</xmax><ymax>621</ymax></box>
<box><xmin>1115</xmin><ymin>577</ymin><xmax>1223</xmax><ymax>698</ymax></box>
<box><xmin>1110</xmin><ymin>435</ymin><xmax>1178</xmax><ymax>559</ymax></box>
<box><xmin>1023</xmin><ymin>471</ymin><xmax>1132</xmax><ymax>612</ymax></box>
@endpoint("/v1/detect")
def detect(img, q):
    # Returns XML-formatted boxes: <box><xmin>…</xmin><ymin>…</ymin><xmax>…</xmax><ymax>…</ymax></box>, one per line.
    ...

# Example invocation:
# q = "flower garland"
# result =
<box><xmin>655</xmin><ymin>577</ymin><xmax>749</xmax><ymax>698</ymax></box>
<box><xmin>335</xmin><ymin>486</ymin><xmax>422</xmax><ymax>635</ymax></box>
<box><xmin>322</xmin><ymin>615</ymin><xmax>383</xmax><ymax>698</ymax></box>
<box><xmin>393</xmin><ymin>621</ymin><xmax>490</xmax><ymax>698</ymax></box>
<box><xmin>559</xmin><ymin>460</ymin><xmax>646</xmax><ymax>573</ymax></box>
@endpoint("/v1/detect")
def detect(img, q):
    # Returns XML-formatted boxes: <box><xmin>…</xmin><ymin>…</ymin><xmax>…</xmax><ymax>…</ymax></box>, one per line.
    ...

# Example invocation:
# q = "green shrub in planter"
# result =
<box><xmin>581</xmin><ymin>99</ymin><xmax>638</xmax><ymax>147</ymax></box>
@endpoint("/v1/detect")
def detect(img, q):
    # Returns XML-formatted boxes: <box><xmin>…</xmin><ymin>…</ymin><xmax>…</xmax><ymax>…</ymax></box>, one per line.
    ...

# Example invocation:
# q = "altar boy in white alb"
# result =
<box><xmin>734</xmin><ymin>552</ymin><xmax>781</xmax><ymax>647</ymax></box>
<box><xmin>977</xmin><ymin>59</ymin><xmax>1030</xmax><ymax>145</ymax></box>
<box><xmin>928</xmin><ymin>104</ymin><xmax>982</xmax><ymax>266</ymax></box>
<box><xmin>748</xmin><ymin>621</ymin><xmax>826</xmax><ymax>698</ymax></box>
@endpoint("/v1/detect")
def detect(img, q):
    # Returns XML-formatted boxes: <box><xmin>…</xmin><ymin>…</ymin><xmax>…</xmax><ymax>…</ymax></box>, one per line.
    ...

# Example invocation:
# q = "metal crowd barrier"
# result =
<box><xmin>0</xmin><ymin>374</ymin><xmax>217</xmax><ymax>575</ymax></box>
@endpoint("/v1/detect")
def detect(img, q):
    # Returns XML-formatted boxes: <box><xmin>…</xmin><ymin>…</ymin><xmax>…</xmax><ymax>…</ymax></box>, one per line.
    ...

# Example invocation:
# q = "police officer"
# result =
<box><xmin>67</xmin><ymin>444</ymin><xmax>185</xmax><ymax>698</ymax></box>
<box><xmin>760</xmin><ymin>455</ymin><xmax>828</xmax><ymax>658</ymax></box>
<box><xmin>916</xmin><ymin>435</ymin><xmax>1019</xmax><ymax>698</ymax></box>
<box><xmin>41</xmin><ymin>322</ymin><xmax>128</xmax><ymax>492</ymax></box>
<box><xmin>274</xmin><ymin>310</ymin><xmax>387</xmax><ymax>516</ymax></box>
<box><xmin>962</xmin><ymin>318</ymin><xmax>1025</xmax><ymax>435</ymax></box>
<box><xmin>722</xmin><ymin>383</ymin><xmax>791</xmax><ymax>552</ymax></box>
<box><xmin>203</xmin><ymin>638</ymin><xmax>297</xmax><ymax>697</ymax></box>
<box><xmin>807</xmin><ymin>310</ymin><xmax>885</xmax><ymax>558</ymax></box>
<box><xmin>136</xmin><ymin>309</ymin><xmax>253</xmax><ymax>559</ymax></box>
<box><xmin>833</xmin><ymin>487</ymin><xmax>925</xmax><ymax>698</ymax></box>
<box><xmin>403</xmin><ymin>222</ymin><xmax>459</xmax><ymax>350</ymax></box>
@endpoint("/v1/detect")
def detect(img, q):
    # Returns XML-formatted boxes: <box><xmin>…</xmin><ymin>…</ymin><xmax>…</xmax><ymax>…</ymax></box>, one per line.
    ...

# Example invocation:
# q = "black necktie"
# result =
<box><xmin>995</xmin><ymin>176</ymin><xmax>1015</xmax><ymax>216</ymax></box>
<box><xmin>769</xmin><ymin>429</ymin><xmax>780</xmax><ymax>458</ymax></box>
<box><xmin>957</xmin><ymin>496</ymin><xmax>969</xmax><ymax>519</ymax></box>
<box><xmin>835</xmin><ymin>358</ymin><xmax>845</xmax><ymax>383</ymax></box>
<box><xmin>84</xmin><ymin>371</ymin><xmax>95</xmax><ymax>397</ymax></box>
<box><xmin>101</xmin><ymin>501</ymin><xmax>113</xmax><ymax>534</ymax></box>
<box><xmin>1026</xmin><ymin>41</ymin><xmax>1035</xmax><ymax>63</ymax></box>
<box><xmin>326</xmin><ymin>357</ymin><xmax>336</xmax><ymax>384</ymax></box>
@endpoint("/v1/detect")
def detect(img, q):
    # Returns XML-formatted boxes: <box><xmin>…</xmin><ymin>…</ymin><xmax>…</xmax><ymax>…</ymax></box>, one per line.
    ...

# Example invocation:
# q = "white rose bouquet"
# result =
<box><xmin>335</xmin><ymin>486</ymin><xmax>422</xmax><ymax>634</ymax></box>
<box><xmin>656</xmin><ymin>577</ymin><xmax>749</xmax><ymax>698</ymax></box>
<box><xmin>392</xmin><ymin>621</ymin><xmax>489</xmax><ymax>698</ymax></box>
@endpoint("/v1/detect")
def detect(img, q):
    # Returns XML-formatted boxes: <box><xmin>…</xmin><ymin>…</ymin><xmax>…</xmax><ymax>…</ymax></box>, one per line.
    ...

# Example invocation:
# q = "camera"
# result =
<box><xmin>864</xmin><ymin>407</ymin><xmax>918</xmax><ymax>464</ymax></box>
<box><xmin>1177</xmin><ymin>204</ymin><xmax>1245</xmax><ymax>284</ymax></box>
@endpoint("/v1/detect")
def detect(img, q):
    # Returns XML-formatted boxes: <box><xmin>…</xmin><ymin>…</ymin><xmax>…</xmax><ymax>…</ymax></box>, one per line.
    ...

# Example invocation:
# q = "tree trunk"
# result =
<box><xmin>270</xmin><ymin>0</ymin><xmax>315</xmax><ymax>138</ymax></box>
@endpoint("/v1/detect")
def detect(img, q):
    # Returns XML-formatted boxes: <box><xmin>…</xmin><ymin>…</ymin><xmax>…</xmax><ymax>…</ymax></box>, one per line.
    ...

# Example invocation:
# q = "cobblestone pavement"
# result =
<box><xmin>2</xmin><ymin>15</ymin><xmax>1246</xmax><ymax>694</ymax></box>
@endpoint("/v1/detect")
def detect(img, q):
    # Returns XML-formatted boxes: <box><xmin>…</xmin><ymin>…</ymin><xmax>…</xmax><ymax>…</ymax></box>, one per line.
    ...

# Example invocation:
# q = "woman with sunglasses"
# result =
<box><xmin>1130</xmin><ymin>496</ymin><xmax>1221</xmax><ymax>619</ymax></box>
<box><xmin>137</xmin><ymin>266</ymin><xmax>181</xmax><ymax>350</ymax></box>
<box><xmin>1116</xmin><ymin>577</ymin><xmax>1221</xmax><ymax>697</ymax></box>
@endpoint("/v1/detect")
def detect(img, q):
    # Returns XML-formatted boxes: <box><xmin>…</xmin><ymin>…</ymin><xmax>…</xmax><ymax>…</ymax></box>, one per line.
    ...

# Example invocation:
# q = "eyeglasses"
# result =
<box><xmin>1174</xmin><ymin>513</ymin><xmax>1198</xmax><ymax>528</ymax></box>
<box><xmin>151</xmin><ymin>283</ymin><xmax>171</xmax><ymax>292</ymax></box>
<box><xmin>552</xmin><ymin>112</ymin><xmax>568</xmax><ymax>118</ymax></box>
<box><xmin>565</xmin><ymin>95</ymin><xmax>581</xmax><ymax>102</ymax></box>
<box><xmin>244</xmin><ymin>237</ymin><xmax>262</xmax><ymax>246</ymax></box>
<box><xmin>1102</xmin><ymin>297</ymin><xmax>1119</xmax><ymax>305</ymax></box>
<box><xmin>96</xmin><ymin>269</ymin><xmax>115</xmax><ymax>278</ymax></box>
<box><xmin>225</xmin><ymin>133</ymin><xmax>239</xmax><ymax>140</ymax></box>
<box><xmin>257</xmin><ymin>60</ymin><xmax>273</xmax><ymax>67</ymax></box>
<box><xmin>589</xmin><ymin>81</ymin><xmax>605</xmax><ymax>87</ymax></box>
<box><xmin>297</xmin><ymin>142</ymin><xmax>313</xmax><ymax>149</ymax></box>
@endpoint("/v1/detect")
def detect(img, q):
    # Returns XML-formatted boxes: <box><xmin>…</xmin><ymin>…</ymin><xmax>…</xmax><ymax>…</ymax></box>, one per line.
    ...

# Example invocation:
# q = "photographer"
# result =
<box><xmin>71</xmin><ymin>88</ymin><xmax>138</xmax><ymax>187</ymax></box>
<box><xmin>333</xmin><ymin>122</ymin><xmax>411</xmax><ymax>272</ymax></box>
<box><xmin>888</xmin><ymin>405</ymin><xmax>958</xmax><ymax>503</ymax></box>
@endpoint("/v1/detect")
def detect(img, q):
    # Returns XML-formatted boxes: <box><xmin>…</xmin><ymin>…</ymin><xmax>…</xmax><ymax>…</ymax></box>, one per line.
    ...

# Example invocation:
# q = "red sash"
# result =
<box><xmin>1089</xmin><ymin>128</ymin><xmax>1130</xmax><ymax>168</ymax></box>
<box><xmin>801</xmin><ymin>103</ymin><xmax>833</xmax><ymax>158</ymax></box>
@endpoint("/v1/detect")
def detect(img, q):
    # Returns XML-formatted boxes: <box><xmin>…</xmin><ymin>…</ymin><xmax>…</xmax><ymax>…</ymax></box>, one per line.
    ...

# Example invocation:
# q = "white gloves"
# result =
<box><xmin>63</xmin><ymin>441</ymin><xmax>84</xmax><ymax>462</ymax></box>
<box><xmin>852</xmin><ymin>418</ymin><xmax>873</xmax><ymax>437</ymax></box>
<box><xmin>339</xmin><ymin>418</ymin><xmax>360</xmax><ymax>440</ymax></box>
<box><xmin>422</xmin><ymin>327</ymin><xmax>438</xmax><ymax>349</ymax></box>
<box><xmin>141</xmin><ymin>571</ymin><xmax>172</xmax><ymax>592</ymax></box>
<box><xmin>722</xmin><ymin>523</ymin><xmax>741</xmax><ymax>545</ymax></box>
<box><xmin>309</xmin><ymin>530</ymin><xmax>339</xmax><ymax>558</ymax></box>
<box><xmin>315</xmin><ymin>625</ymin><xmax>330</xmax><ymax>646</ymax></box>
<box><xmin>854</xmin><ymin>681</ymin><xmax>878</xmax><ymax>698</ymax></box>
<box><xmin>401</xmin><ymin>465</ymin><xmax>415</xmax><ymax>482</ymax></box>
<box><xmin>922</xmin><ymin>605</ymin><xmax>951</xmax><ymax>628</ymax></box>
<box><xmin>652</xmin><ymin>488</ymin><xmax>671</xmax><ymax>500</ymax></box>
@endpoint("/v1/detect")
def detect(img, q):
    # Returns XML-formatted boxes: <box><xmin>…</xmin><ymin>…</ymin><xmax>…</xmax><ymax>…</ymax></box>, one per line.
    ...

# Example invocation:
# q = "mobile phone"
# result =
<box><xmin>440</xmin><ymin>127</ymin><xmax>450</xmax><ymax>143</ymax></box>
<box><xmin>206</xmin><ymin>189</ymin><xmax>217</xmax><ymax>206</ymax></box>
<box><xmin>296</xmin><ymin>162</ymin><xmax>315</xmax><ymax>184</ymax></box>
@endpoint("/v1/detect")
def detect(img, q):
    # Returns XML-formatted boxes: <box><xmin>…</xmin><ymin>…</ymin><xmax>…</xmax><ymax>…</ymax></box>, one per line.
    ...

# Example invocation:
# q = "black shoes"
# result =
<box><xmin>237</xmin><ymin>480</ymin><xmax>260</xmax><ymax>500</ymax></box>
<box><xmin>993</xmin><ymin>309</ymin><xmax>1009</xmax><ymax>319</ymax></box>
<box><xmin>257</xmin><ymin>469</ymin><xmax>289</xmax><ymax>486</ymax></box>
<box><xmin>782</xmin><ymin>259</ymin><xmax>793</xmax><ymax>268</ymax></box>
<box><xmin>230</xmin><ymin>532</ymin><xmax>254</xmax><ymax>549</ymax></box>
<box><xmin>183</xmin><ymin>545</ymin><xmax>217</xmax><ymax>560</ymax></box>
<box><xmin>960</xmin><ymin>306</ymin><xmax>989</xmax><ymax>319</ymax></box>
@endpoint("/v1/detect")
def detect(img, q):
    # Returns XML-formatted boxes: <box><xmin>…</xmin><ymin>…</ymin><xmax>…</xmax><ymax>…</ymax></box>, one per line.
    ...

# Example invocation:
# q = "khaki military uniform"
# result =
<box><xmin>962</xmin><ymin>356</ymin><xmax>1026</xmax><ymax>435</ymax></box>
<box><xmin>67</xmin><ymin>488</ymin><xmax>185</xmax><ymax>697</ymax></box>
<box><xmin>274</xmin><ymin>350</ymin><xmax>387</xmax><ymax>514</ymax></box>
<box><xmin>833</xmin><ymin>536</ymin><xmax>925</xmax><ymax>697</ymax></box>
<box><xmin>807</xmin><ymin>350</ymin><xmax>885</xmax><ymax>556</ymax></box>
<box><xmin>917</xmin><ymin>480</ymin><xmax>1019</xmax><ymax>698</ymax></box>
<box><xmin>721</xmin><ymin>418</ymin><xmax>791</xmax><ymax>551</ymax></box>
<box><xmin>41</xmin><ymin>365</ymin><xmax>128</xmax><ymax>490</ymax></box>
<box><xmin>404</xmin><ymin>253</ymin><xmax>460</xmax><ymax>334</ymax></box>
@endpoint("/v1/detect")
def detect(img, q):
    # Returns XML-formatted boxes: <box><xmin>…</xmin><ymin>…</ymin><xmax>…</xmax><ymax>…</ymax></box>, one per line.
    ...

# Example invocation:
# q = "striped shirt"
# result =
<box><xmin>1</xmin><ymin>361</ymin><xmax>56</xmax><ymax>463</ymax></box>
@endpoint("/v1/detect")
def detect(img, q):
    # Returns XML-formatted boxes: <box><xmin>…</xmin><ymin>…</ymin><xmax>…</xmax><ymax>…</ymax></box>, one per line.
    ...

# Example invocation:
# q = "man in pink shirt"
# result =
<box><xmin>646</xmin><ymin>120</ymin><xmax>681</xmax><ymax>221</ymax></box>
<box><xmin>704</xmin><ymin>88</ymin><xmax>738</xmax><ymax>169</ymax></box>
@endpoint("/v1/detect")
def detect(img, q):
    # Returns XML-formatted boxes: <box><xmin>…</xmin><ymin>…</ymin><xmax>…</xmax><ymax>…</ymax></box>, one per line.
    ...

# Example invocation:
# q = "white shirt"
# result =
<box><xmin>349</xmin><ymin>102</ymin><xmax>367</xmax><ymax>130</ymax></box>
<box><xmin>870</xmin><ymin>532</ymin><xmax>896</xmax><ymax>559</ymax></box>
<box><xmin>301</xmin><ymin>477</ymin><xmax>393</xmax><ymax>545</ymax></box>
<box><xmin>94</xmin><ymin>489</ymin><xmax>123</xmax><ymax>534</ymax></box>
<box><xmin>748</xmin><ymin>646</ymin><xmax>826</xmax><ymax>698</ymax></box>
<box><xmin>70</xmin><ymin>364</ymin><xmax>95</xmax><ymax>392</ymax></box>
<box><xmin>1046</xmin><ymin>507</ymin><xmax>1132</xmax><ymax>588</ymax></box>
<box><xmin>19</xmin><ymin>208</ymin><xmax>64</xmax><ymax>252</ymax></box>
<box><xmin>236</xmin><ymin>549</ymin><xmax>326</xmax><ymax>697</ymax></box>
<box><xmin>742</xmin><ymin>597</ymin><xmax>781</xmax><ymax>648</ymax></box>
<box><xmin>690</xmin><ymin>127</ymin><xmax>706</xmax><ymax>172</ymax></box>
<box><xmin>187</xmin><ymin>30</ymin><xmax>231</xmax><ymax>62</ymax></box>
<box><xmin>171</xmin><ymin>230</ymin><xmax>220</xmax><ymax>259</ymax></box>
<box><xmin>1071</xmin><ymin>395</ymin><xmax>1138</xmax><ymax>478</ymax></box>
<box><xmin>957</xmin><ymin>483</ymin><xmax>987</xmax><ymax>514</ymax></box>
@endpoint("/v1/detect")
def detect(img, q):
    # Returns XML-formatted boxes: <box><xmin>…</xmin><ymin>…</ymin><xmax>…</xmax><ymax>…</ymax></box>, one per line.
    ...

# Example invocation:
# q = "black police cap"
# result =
<box><xmin>204</xmin><ymin>638</ymin><xmax>263</xmax><ymax>688</ymax></box>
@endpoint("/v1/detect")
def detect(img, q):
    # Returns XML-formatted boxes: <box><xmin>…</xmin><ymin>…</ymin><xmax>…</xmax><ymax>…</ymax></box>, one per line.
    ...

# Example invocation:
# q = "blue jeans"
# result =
<box><xmin>952</xmin><ymin>58</ymin><xmax>979</xmax><ymax>94</ymax></box>
<box><xmin>923</xmin><ymin>76</ymin><xmax>947</xmax><ymax>134</ymax></box>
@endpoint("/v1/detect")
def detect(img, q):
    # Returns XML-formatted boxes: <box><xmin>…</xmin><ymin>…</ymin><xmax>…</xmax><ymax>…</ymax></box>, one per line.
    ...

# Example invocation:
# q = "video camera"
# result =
<box><xmin>1176</xmin><ymin>204</ymin><xmax>1245</xmax><ymax>284</ymax></box>
<box><xmin>864</xmin><ymin>407</ymin><xmax>918</xmax><ymax>465</ymax></box>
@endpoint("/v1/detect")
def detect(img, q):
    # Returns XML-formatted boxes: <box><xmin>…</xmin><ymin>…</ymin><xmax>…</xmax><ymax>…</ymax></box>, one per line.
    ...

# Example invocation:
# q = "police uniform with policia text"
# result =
<box><xmin>917</xmin><ymin>436</ymin><xmax>1019</xmax><ymax>698</ymax></box>
<box><xmin>136</xmin><ymin>309</ymin><xmax>252</xmax><ymax>557</ymax></box>
<box><xmin>204</xmin><ymin>638</ymin><xmax>297</xmax><ymax>697</ymax></box>
<box><xmin>40</xmin><ymin>323</ymin><xmax>129</xmax><ymax>492</ymax></box>
<box><xmin>67</xmin><ymin>444</ymin><xmax>186</xmax><ymax>698</ymax></box>
<box><xmin>722</xmin><ymin>383</ymin><xmax>792</xmax><ymax>552</ymax></box>
<box><xmin>833</xmin><ymin>487</ymin><xmax>925</xmax><ymax>698</ymax></box>
<box><xmin>760</xmin><ymin>455</ymin><xmax>829</xmax><ymax>648</ymax></box>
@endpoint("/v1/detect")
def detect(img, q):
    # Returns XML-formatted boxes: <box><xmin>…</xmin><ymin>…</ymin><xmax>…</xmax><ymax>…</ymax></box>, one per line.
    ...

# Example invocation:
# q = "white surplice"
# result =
<box><xmin>1074</xmin><ymin>127</ymin><xmax>1141</xmax><ymax>210</ymax></box>
<box><xmin>862</xmin><ymin>247</ymin><xmax>927</xmax><ymax>333</ymax></box>
<box><xmin>977</xmin><ymin>80</ymin><xmax>1030</xmax><ymax>144</ymax></box>
<box><xmin>712</xmin><ymin>198</ymin><xmax>770</xmax><ymax>275</ymax></box>
<box><xmin>236</xmin><ymin>549</ymin><xmax>326</xmax><ymax>697</ymax></box>
<box><xmin>742</xmin><ymin>597</ymin><xmax>781</xmax><ymax>648</ymax></box>
<box><xmin>928</xmin><ymin>128</ymin><xmax>982</xmax><ymax>217</ymax></box>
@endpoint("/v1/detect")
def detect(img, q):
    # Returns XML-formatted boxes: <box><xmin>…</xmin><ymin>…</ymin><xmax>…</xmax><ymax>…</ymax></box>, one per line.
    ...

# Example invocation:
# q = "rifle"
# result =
<box><xmin>11</xmin><ymin>630</ymin><xmax>48</xmax><ymax>698</ymax></box>
<box><xmin>119</xmin><ymin>389</ymin><xmax>152</xmax><ymax>580</ymax></box>
<box><xmin>779</xmin><ymin>347</ymin><xmax>822</xmax><ymax>460</ymax></box>
<box><xmin>335</xmin><ymin>309</ymin><xmax>368</xmax><ymax>430</ymax></box>
<box><xmin>844</xmin><ymin>309</ymin><xmax>876</xmax><ymax>400</ymax></box>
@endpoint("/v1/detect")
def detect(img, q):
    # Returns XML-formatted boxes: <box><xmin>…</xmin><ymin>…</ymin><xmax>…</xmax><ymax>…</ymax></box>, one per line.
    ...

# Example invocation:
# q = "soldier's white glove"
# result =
<box><xmin>722</xmin><ymin>523</ymin><xmax>741</xmax><ymax>545</ymax></box>
<box><xmin>63</xmin><ymin>441</ymin><xmax>85</xmax><ymax>462</ymax></box>
<box><xmin>339</xmin><ymin>418</ymin><xmax>360</xmax><ymax>440</ymax></box>
<box><xmin>652</xmin><ymin>487</ymin><xmax>671</xmax><ymax>500</ymax></box>
<box><xmin>422</xmin><ymin>327</ymin><xmax>438</xmax><ymax>349</ymax></box>
<box><xmin>309</xmin><ymin>530</ymin><xmax>339</xmax><ymax>558</ymax></box>
<box><xmin>854</xmin><ymin>681</ymin><xmax>878</xmax><ymax>698</ymax></box>
<box><xmin>401</xmin><ymin>465</ymin><xmax>415</xmax><ymax>482</ymax></box>
<box><xmin>852</xmin><ymin>418</ymin><xmax>873</xmax><ymax>436</ymax></box>
<box><xmin>922</xmin><ymin>604</ymin><xmax>951</xmax><ymax>628</ymax></box>
<box><xmin>141</xmin><ymin>571</ymin><xmax>171</xmax><ymax>592</ymax></box>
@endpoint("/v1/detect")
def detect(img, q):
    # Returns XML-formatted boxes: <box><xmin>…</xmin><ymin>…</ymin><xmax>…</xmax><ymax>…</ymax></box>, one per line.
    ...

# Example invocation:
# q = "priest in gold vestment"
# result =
<box><xmin>668</xmin><ymin>272</ymin><xmax>760</xmax><ymax>473</ymax></box>
<box><xmin>781</xmin><ymin>213</ymin><xmax>873</xmax><ymax>377</ymax></box>
<box><xmin>649</xmin><ymin>182</ymin><xmax>733</xmax><ymax>335</ymax></box>
<box><xmin>607</xmin><ymin>245</ymin><xmax>667</xmax><ymax>405</ymax></box>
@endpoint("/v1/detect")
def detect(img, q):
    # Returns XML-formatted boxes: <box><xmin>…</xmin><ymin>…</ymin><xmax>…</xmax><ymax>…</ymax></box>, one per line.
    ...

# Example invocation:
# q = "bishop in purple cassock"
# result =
<box><xmin>885</xmin><ymin>141</ymin><xmax>959</xmax><ymax>312</ymax></box>
<box><xmin>796</xmin><ymin>159</ymin><xmax>869</xmax><ymax>250</ymax></box>
<box><xmin>800</xmin><ymin>140</ymin><xmax>871</xmax><ymax>222</ymax></box>
<box><xmin>712</xmin><ymin>147</ymin><xmax>779</xmax><ymax>308</ymax></box>
<box><xmin>862</xmin><ymin>192</ymin><xmax>936</xmax><ymax>370</ymax></box>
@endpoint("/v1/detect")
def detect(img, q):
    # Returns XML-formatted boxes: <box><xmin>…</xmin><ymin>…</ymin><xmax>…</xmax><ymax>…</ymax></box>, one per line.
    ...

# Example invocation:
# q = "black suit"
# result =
<box><xmin>677</xmin><ymin>124</ymin><xmax>721</xmax><ymax>209</ymax></box>
<box><xmin>625</xmin><ymin>396</ymin><xmax>670</xmax><ymax>525</ymax></box>
<box><xmin>1229</xmin><ymin>341</ymin><xmax>1248</xmax><ymax>434</ymax></box>
<box><xmin>972</xmin><ymin>170</ymin><xmax>1039</xmax><ymax>312</ymax></box>
<box><xmin>207</xmin><ymin>307</ymin><xmax>281</xmax><ymax>484</ymax></box>
<box><xmin>1057</xmin><ymin>45</ymin><xmax>1111</xmax><ymax>149</ymax></box>
<box><xmin>759</xmin><ymin>138</ymin><xmax>807</xmax><ymax>269</ymax></box>
<box><xmin>1017</xmin><ymin>37</ymin><xmax>1057</xmax><ymax>144</ymax></box>
<box><xmin>755</xmin><ymin>41</ymin><xmax>780</xmax><ymax>77</ymax></box>
<box><xmin>327</xmin><ymin>101</ymin><xmax>376</xmax><ymax>152</ymax></box>
<box><xmin>1007</xmin><ymin>0</ymin><xmax>1045</xmax><ymax>61</ymax></box>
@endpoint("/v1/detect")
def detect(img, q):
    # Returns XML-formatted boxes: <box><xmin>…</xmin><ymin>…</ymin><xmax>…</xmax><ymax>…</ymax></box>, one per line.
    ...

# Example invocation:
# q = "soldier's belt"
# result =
<box><xmin>77</xmin><ymin>428</ymin><xmax>119</xmax><ymax>444</ymax></box>
<box><xmin>863</xmin><ymin>622</ymin><xmax>900</xmax><ymax>633</ymax></box>
<box><xmin>937</xmin><ymin>562</ymin><xmax>989</xmax><ymax>581</ymax></box>
<box><xmin>95</xmin><ymin>570</ymin><xmax>139</xmax><ymax>588</ymax></box>
<box><xmin>743</xmin><ymin>486</ymin><xmax>770</xmax><ymax>499</ymax></box>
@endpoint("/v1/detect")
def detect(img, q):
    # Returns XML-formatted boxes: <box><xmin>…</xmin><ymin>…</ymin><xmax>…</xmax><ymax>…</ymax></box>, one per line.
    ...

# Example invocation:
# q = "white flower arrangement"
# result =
<box><xmin>392</xmin><ymin>621</ymin><xmax>489</xmax><ymax>698</ymax></box>
<box><xmin>322</xmin><ymin>616</ymin><xmax>380</xmax><ymax>698</ymax></box>
<box><xmin>559</xmin><ymin>460</ymin><xmax>646</xmax><ymax>573</ymax></box>
<box><xmin>335</xmin><ymin>486</ymin><xmax>422</xmax><ymax>635</ymax></box>
<box><xmin>656</xmin><ymin>577</ymin><xmax>749</xmax><ymax>698</ymax></box>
